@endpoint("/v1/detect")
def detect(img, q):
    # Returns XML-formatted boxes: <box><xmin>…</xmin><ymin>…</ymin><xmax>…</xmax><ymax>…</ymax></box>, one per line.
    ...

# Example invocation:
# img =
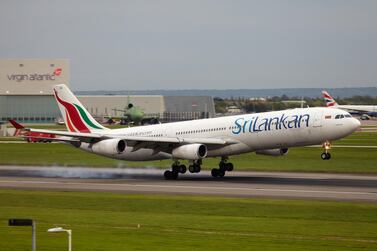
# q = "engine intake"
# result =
<box><xmin>172</xmin><ymin>144</ymin><xmax>207</xmax><ymax>160</ymax></box>
<box><xmin>255</xmin><ymin>148</ymin><xmax>288</xmax><ymax>157</ymax></box>
<box><xmin>91</xmin><ymin>139</ymin><xmax>127</xmax><ymax>156</ymax></box>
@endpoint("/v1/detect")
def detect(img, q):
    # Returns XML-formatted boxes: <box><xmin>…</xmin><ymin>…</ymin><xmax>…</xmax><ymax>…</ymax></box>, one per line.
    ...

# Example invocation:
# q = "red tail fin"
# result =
<box><xmin>9</xmin><ymin>120</ymin><xmax>24</xmax><ymax>129</ymax></box>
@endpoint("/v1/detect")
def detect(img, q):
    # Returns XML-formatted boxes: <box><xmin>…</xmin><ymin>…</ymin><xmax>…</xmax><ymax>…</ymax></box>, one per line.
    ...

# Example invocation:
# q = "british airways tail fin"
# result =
<box><xmin>322</xmin><ymin>90</ymin><xmax>339</xmax><ymax>107</ymax></box>
<box><xmin>53</xmin><ymin>84</ymin><xmax>108</xmax><ymax>133</ymax></box>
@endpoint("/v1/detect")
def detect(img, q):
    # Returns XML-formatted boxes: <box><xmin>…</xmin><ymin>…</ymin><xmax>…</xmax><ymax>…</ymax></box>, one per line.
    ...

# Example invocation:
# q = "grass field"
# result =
<box><xmin>0</xmin><ymin>131</ymin><xmax>377</xmax><ymax>173</ymax></box>
<box><xmin>0</xmin><ymin>190</ymin><xmax>376</xmax><ymax>251</ymax></box>
<box><xmin>334</xmin><ymin>131</ymin><xmax>377</xmax><ymax>146</ymax></box>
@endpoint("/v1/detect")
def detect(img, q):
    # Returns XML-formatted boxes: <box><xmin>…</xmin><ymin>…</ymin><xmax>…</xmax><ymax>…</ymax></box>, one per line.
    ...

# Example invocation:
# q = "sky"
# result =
<box><xmin>0</xmin><ymin>0</ymin><xmax>377</xmax><ymax>91</ymax></box>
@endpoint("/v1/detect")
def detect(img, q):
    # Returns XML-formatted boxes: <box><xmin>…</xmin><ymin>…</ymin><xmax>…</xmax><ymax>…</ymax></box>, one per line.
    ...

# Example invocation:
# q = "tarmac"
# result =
<box><xmin>0</xmin><ymin>165</ymin><xmax>376</xmax><ymax>202</ymax></box>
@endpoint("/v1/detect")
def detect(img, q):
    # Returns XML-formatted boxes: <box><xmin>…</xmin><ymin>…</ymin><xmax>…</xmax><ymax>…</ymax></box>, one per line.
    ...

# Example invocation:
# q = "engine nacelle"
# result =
<box><xmin>91</xmin><ymin>139</ymin><xmax>127</xmax><ymax>156</ymax></box>
<box><xmin>255</xmin><ymin>148</ymin><xmax>288</xmax><ymax>157</ymax></box>
<box><xmin>172</xmin><ymin>144</ymin><xmax>207</xmax><ymax>160</ymax></box>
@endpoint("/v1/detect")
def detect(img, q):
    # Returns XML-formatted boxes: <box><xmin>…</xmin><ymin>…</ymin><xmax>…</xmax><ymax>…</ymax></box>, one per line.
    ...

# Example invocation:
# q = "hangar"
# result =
<box><xmin>0</xmin><ymin>59</ymin><xmax>215</xmax><ymax>124</ymax></box>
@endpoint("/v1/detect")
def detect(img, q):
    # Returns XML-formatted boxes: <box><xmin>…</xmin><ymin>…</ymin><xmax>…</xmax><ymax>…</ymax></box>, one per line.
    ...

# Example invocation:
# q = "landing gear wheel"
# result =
<box><xmin>164</xmin><ymin>170</ymin><xmax>178</xmax><ymax>180</ymax></box>
<box><xmin>189</xmin><ymin>165</ymin><xmax>195</xmax><ymax>173</ymax></box>
<box><xmin>321</xmin><ymin>152</ymin><xmax>331</xmax><ymax>160</ymax></box>
<box><xmin>321</xmin><ymin>153</ymin><xmax>327</xmax><ymax>160</ymax></box>
<box><xmin>164</xmin><ymin>170</ymin><xmax>170</xmax><ymax>179</ymax></box>
<box><xmin>321</xmin><ymin>141</ymin><xmax>332</xmax><ymax>160</ymax></box>
<box><xmin>211</xmin><ymin>168</ymin><xmax>225</xmax><ymax>178</ymax></box>
<box><xmin>172</xmin><ymin>165</ymin><xmax>180</xmax><ymax>173</ymax></box>
<box><xmin>189</xmin><ymin>164</ymin><xmax>201</xmax><ymax>173</ymax></box>
<box><xmin>326</xmin><ymin>152</ymin><xmax>331</xmax><ymax>160</ymax></box>
<box><xmin>214</xmin><ymin>157</ymin><xmax>233</xmax><ymax>178</ymax></box>
<box><xmin>193</xmin><ymin>164</ymin><xmax>201</xmax><ymax>173</ymax></box>
<box><xmin>178</xmin><ymin>165</ymin><xmax>187</xmax><ymax>174</ymax></box>
<box><xmin>225</xmin><ymin>163</ymin><xmax>234</xmax><ymax>172</ymax></box>
<box><xmin>211</xmin><ymin>168</ymin><xmax>219</xmax><ymax>177</ymax></box>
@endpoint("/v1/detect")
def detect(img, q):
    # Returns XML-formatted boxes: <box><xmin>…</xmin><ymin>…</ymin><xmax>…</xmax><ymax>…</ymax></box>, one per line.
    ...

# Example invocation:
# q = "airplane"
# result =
<box><xmin>110</xmin><ymin>96</ymin><xmax>160</xmax><ymax>125</ymax></box>
<box><xmin>322</xmin><ymin>90</ymin><xmax>377</xmax><ymax>116</ymax></box>
<box><xmin>24</xmin><ymin>84</ymin><xmax>360</xmax><ymax>180</ymax></box>
<box><xmin>9</xmin><ymin>120</ymin><xmax>56</xmax><ymax>143</ymax></box>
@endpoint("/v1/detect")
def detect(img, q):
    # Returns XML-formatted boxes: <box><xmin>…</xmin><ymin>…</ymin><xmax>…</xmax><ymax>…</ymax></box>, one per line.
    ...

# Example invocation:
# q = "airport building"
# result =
<box><xmin>0</xmin><ymin>59</ymin><xmax>215</xmax><ymax>124</ymax></box>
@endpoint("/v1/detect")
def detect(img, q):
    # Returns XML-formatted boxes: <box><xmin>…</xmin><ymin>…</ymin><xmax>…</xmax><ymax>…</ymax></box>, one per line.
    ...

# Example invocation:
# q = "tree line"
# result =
<box><xmin>214</xmin><ymin>95</ymin><xmax>377</xmax><ymax>114</ymax></box>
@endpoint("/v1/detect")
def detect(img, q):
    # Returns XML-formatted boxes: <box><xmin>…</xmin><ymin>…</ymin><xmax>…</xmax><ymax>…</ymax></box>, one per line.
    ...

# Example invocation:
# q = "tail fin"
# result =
<box><xmin>322</xmin><ymin>90</ymin><xmax>338</xmax><ymax>107</ymax></box>
<box><xmin>53</xmin><ymin>84</ymin><xmax>107</xmax><ymax>133</ymax></box>
<box><xmin>9</xmin><ymin>119</ymin><xmax>24</xmax><ymax>129</ymax></box>
<box><xmin>9</xmin><ymin>119</ymin><xmax>25</xmax><ymax>136</ymax></box>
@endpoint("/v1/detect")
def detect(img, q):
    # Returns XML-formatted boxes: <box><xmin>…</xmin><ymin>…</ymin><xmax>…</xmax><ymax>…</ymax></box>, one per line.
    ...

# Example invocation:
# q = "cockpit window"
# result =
<box><xmin>335</xmin><ymin>114</ymin><xmax>352</xmax><ymax>119</ymax></box>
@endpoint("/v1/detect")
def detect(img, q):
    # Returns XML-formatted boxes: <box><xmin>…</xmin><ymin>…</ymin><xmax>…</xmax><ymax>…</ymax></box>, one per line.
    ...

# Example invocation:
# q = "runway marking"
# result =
<box><xmin>108</xmin><ymin>225</ymin><xmax>377</xmax><ymax>244</ymax></box>
<box><xmin>0</xmin><ymin>180</ymin><xmax>375</xmax><ymax>196</ymax></box>
<box><xmin>0</xmin><ymin>141</ymin><xmax>27</xmax><ymax>144</ymax></box>
<box><xmin>307</xmin><ymin>145</ymin><xmax>377</xmax><ymax>148</ymax></box>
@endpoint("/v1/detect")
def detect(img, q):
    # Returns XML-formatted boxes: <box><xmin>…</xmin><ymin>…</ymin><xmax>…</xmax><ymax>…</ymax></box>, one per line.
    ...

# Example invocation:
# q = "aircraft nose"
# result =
<box><xmin>350</xmin><ymin>118</ymin><xmax>361</xmax><ymax>131</ymax></box>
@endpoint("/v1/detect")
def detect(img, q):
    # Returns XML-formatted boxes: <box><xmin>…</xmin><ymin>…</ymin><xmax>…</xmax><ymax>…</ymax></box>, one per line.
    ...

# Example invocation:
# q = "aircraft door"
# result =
<box><xmin>313</xmin><ymin>110</ymin><xmax>323</xmax><ymax>128</ymax></box>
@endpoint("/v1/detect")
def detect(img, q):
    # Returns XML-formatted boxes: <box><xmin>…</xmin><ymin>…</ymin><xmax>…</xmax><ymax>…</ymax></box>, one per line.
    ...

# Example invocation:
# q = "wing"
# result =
<box><xmin>27</xmin><ymin>128</ymin><xmax>238</xmax><ymax>146</ymax></box>
<box><xmin>341</xmin><ymin>107</ymin><xmax>370</xmax><ymax>113</ymax></box>
<box><xmin>27</xmin><ymin>128</ymin><xmax>104</xmax><ymax>143</ymax></box>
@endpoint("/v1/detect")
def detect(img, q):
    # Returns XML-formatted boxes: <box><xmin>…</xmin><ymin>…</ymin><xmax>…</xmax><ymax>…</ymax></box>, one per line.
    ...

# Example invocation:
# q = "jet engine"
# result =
<box><xmin>172</xmin><ymin>144</ymin><xmax>207</xmax><ymax>160</ymax></box>
<box><xmin>91</xmin><ymin>139</ymin><xmax>127</xmax><ymax>156</ymax></box>
<box><xmin>255</xmin><ymin>148</ymin><xmax>288</xmax><ymax>156</ymax></box>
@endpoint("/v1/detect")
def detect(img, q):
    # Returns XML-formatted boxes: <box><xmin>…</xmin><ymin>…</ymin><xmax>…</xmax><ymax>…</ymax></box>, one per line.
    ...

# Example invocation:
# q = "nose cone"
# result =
<box><xmin>350</xmin><ymin>118</ymin><xmax>361</xmax><ymax>132</ymax></box>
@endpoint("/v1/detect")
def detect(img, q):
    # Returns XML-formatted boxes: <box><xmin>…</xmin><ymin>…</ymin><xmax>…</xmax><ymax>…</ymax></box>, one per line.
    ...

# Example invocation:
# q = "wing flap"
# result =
<box><xmin>27</xmin><ymin>128</ymin><xmax>105</xmax><ymax>143</ymax></box>
<box><xmin>22</xmin><ymin>135</ymin><xmax>80</xmax><ymax>143</ymax></box>
<box><xmin>28</xmin><ymin>128</ymin><xmax>104</xmax><ymax>138</ymax></box>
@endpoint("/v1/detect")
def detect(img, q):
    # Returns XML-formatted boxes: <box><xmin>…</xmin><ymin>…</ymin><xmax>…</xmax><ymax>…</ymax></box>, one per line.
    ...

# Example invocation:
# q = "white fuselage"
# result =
<box><xmin>80</xmin><ymin>107</ymin><xmax>360</xmax><ymax>161</ymax></box>
<box><xmin>335</xmin><ymin>105</ymin><xmax>377</xmax><ymax>114</ymax></box>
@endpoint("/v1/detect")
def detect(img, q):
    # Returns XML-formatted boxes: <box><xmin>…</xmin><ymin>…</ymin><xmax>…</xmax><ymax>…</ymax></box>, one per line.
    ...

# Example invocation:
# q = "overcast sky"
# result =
<box><xmin>1</xmin><ymin>0</ymin><xmax>377</xmax><ymax>90</ymax></box>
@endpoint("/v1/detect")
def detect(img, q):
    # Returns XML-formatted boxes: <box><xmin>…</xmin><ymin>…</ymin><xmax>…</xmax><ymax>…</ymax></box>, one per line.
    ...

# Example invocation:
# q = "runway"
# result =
<box><xmin>0</xmin><ymin>165</ymin><xmax>376</xmax><ymax>202</ymax></box>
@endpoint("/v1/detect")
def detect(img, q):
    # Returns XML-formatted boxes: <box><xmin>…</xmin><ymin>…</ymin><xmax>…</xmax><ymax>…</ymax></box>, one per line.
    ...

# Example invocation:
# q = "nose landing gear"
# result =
<box><xmin>321</xmin><ymin>141</ymin><xmax>332</xmax><ymax>160</ymax></box>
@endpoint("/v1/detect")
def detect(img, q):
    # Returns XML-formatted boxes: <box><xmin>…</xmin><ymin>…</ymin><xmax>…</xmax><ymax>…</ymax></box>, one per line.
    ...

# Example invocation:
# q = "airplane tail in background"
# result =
<box><xmin>53</xmin><ymin>84</ymin><xmax>108</xmax><ymax>133</ymax></box>
<box><xmin>9</xmin><ymin>119</ymin><xmax>24</xmax><ymax>136</ymax></box>
<box><xmin>322</xmin><ymin>90</ymin><xmax>338</xmax><ymax>107</ymax></box>
<box><xmin>9</xmin><ymin>119</ymin><xmax>24</xmax><ymax>129</ymax></box>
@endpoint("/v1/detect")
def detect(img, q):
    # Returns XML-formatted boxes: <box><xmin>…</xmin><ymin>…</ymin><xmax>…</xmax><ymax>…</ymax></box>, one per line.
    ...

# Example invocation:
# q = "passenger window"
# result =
<box><xmin>340</xmin><ymin>115</ymin><xmax>344</xmax><ymax>119</ymax></box>
<box><xmin>335</xmin><ymin>115</ymin><xmax>340</xmax><ymax>119</ymax></box>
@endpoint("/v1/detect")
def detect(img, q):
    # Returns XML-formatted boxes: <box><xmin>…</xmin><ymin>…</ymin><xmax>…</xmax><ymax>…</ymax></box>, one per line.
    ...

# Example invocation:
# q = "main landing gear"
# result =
<box><xmin>164</xmin><ymin>160</ymin><xmax>202</xmax><ymax>180</ymax></box>
<box><xmin>164</xmin><ymin>161</ymin><xmax>187</xmax><ymax>180</ymax></box>
<box><xmin>188</xmin><ymin>159</ymin><xmax>202</xmax><ymax>174</ymax></box>
<box><xmin>321</xmin><ymin>141</ymin><xmax>332</xmax><ymax>160</ymax></box>
<box><xmin>211</xmin><ymin>157</ymin><xmax>234</xmax><ymax>178</ymax></box>
<box><xmin>164</xmin><ymin>158</ymin><xmax>233</xmax><ymax>180</ymax></box>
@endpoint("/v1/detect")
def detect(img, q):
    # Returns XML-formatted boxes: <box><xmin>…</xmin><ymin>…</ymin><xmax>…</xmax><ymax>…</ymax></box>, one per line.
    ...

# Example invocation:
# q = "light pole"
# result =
<box><xmin>47</xmin><ymin>227</ymin><xmax>72</xmax><ymax>251</ymax></box>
